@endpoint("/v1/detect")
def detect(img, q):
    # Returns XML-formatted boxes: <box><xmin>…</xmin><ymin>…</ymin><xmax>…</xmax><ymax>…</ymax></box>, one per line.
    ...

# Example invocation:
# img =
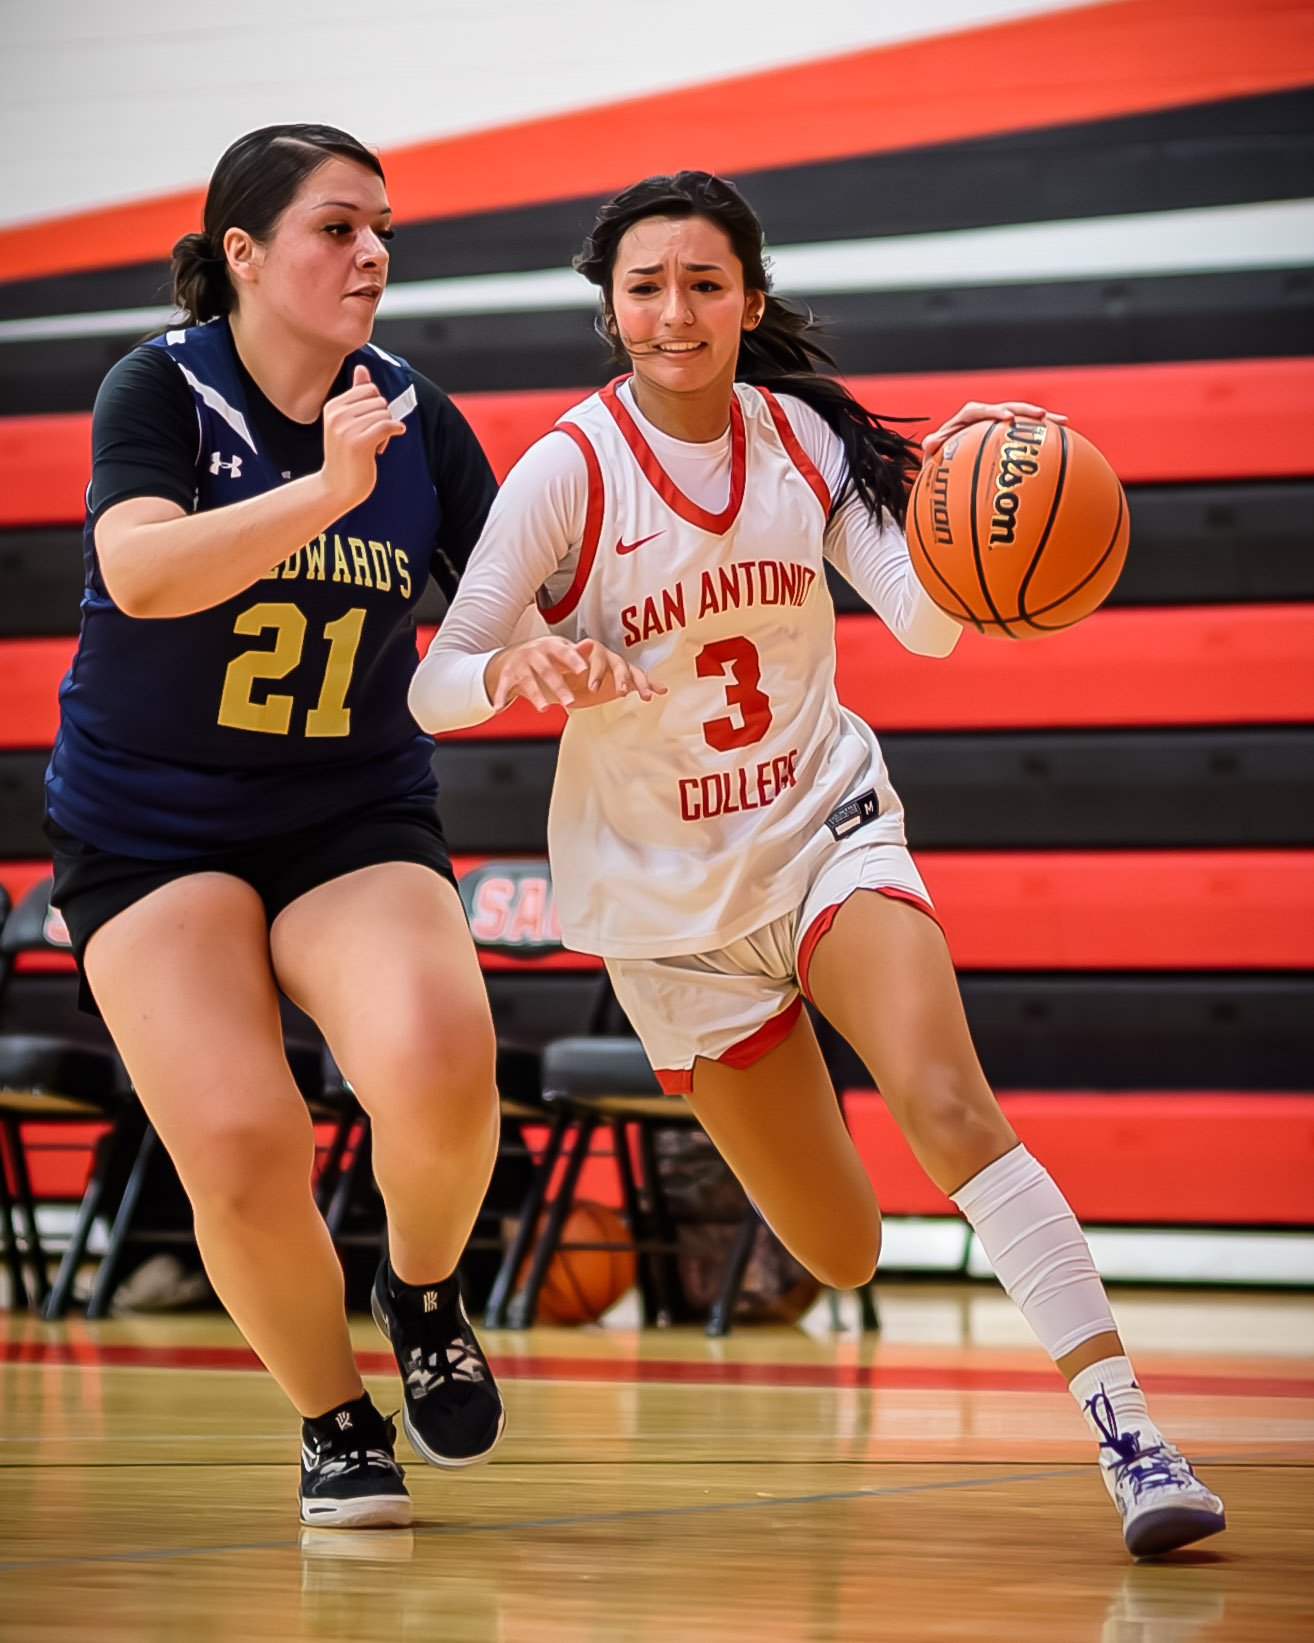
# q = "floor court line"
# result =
<box><xmin>2</xmin><ymin>1449</ymin><xmax>1287</xmax><ymax>1576</ymax></box>
<box><xmin>0</xmin><ymin>1461</ymin><xmax>1097</xmax><ymax>1574</ymax></box>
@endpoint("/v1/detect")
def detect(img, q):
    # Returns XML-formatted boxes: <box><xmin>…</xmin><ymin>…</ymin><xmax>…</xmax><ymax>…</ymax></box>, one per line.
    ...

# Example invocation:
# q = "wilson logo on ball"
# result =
<box><xmin>988</xmin><ymin>420</ymin><xmax>1047</xmax><ymax>548</ymax></box>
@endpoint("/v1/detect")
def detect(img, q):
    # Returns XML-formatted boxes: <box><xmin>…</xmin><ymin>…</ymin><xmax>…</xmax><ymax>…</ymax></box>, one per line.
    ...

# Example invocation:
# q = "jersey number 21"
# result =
<box><xmin>217</xmin><ymin>602</ymin><xmax>365</xmax><ymax>737</ymax></box>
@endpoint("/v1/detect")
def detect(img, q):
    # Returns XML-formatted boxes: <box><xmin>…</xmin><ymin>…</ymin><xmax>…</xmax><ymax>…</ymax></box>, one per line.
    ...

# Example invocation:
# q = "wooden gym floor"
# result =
<box><xmin>0</xmin><ymin>1285</ymin><xmax>1310</xmax><ymax>1642</ymax></box>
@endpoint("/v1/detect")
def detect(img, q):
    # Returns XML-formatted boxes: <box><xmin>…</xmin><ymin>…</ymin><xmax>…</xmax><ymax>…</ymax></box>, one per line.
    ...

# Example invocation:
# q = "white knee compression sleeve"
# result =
<box><xmin>951</xmin><ymin>1145</ymin><xmax>1117</xmax><ymax>1362</ymax></box>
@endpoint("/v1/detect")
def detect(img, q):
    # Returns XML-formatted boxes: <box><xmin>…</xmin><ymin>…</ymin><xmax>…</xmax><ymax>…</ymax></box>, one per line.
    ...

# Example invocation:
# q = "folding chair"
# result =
<box><xmin>0</xmin><ymin>878</ymin><xmax>131</xmax><ymax>1314</ymax></box>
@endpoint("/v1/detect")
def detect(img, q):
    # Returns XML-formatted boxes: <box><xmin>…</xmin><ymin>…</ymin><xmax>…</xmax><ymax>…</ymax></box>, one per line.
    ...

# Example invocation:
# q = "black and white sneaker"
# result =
<box><xmin>298</xmin><ymin>1395</ymin><xmax>412</xmax><ymax>1528</ymax></box>
<box><xmin>371</xmin><ymin>1261</ymin><xmax>506</xmax><ymax>1469</ymax></box>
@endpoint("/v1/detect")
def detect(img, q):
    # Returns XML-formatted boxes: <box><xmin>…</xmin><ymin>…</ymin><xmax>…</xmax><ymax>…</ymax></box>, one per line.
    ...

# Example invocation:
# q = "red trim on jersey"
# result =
<box><xmin>600</xmin><ymin>376</ymin><xmax>746</xmax><ymax>535</ymax></box>
<box><xmin>537</xmin><ymin>422</ymin><xmax>605</xmax><ymax>623</ymax></box>
<box><xmin>654</xmin><ymin>996</ymin><xmax>804</xmax><ymax>1093</ymax></box>
<box><xmin>797</xmin><ymin>888</ymin><xmax>943</xmax><ymax>1003</ymax></box>
<box><xmin>756</xmin><ymin>387</ymin><xmax>832</xmax><ymax>518</ymax></box>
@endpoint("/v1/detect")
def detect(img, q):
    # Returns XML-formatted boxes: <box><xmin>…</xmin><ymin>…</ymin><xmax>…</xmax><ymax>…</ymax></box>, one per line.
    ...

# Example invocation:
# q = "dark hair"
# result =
<box><xmin>170</xmin><ymin>124</ymin><xmax>385</xmax><ymax>327</ymax></box>
<box><xmin>574</xmin><ymin>170</ymin><xmax>920</xmax><ymax>525</ymax></box>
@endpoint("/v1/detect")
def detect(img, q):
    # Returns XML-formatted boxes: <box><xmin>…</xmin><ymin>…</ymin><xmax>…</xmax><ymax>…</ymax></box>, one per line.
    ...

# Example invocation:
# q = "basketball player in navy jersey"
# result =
<box><xmin>45</xmin><ymin>125</ymin><xmax>505</xmax><ymax>1527</ymax></box>
<box><xmin>412</xmin><ymin>172</ymin><xmax>1227</xmax><ymax>1558</ymax></box>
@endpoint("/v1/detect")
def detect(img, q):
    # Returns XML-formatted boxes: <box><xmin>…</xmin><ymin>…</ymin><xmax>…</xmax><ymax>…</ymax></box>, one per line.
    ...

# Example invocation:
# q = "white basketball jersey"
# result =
<box><xmin>541</xmin><ymin>378</ymin><xmax>905</xmax><ymax>958</ymax></box>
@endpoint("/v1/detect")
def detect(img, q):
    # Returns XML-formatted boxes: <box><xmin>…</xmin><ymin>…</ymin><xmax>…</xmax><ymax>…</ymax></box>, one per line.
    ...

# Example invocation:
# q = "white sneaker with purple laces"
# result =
<box><xmin>1087</xmin><ymin>1388</ymin><xmax>1226</xmax><ymax>1557</ymax></box>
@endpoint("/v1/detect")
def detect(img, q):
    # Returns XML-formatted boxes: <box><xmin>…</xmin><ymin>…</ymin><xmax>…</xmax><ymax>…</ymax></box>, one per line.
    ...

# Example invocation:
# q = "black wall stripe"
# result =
<box><xmin>8</xmin><ymin>962</ymin><xmax>1309</xmax><ymax>1090</ymax></box>
<box><xmin>4</xmin><ymin>482</ymin><xmax>1310</xmax><ymax>637</ymax></box>
<box><xmin>5</xmin><ymin>267</ymin><xmax>1308</xmax><ymax>414</ymax></box>
<box><xmin>4</xmin><ymin>729</ymin><xmax>1310</xmax><ymax>856</ymax></box>
<box><xmin>817</xmin><ymin>973</ymin><xmax>1314</xmax><ymax>1093</ymax></box>
<box><xmin>1</xmin><ymin>84</ymin><xmax>1309</xmax><ymax>322</ymax></box>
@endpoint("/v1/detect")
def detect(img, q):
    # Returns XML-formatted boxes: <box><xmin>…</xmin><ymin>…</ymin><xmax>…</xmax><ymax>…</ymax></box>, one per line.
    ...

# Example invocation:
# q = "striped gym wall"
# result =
<box><xmin>1</xmin><ymin>0</ymin><xmax>1312</xmax><ymax>1237</ymax></box>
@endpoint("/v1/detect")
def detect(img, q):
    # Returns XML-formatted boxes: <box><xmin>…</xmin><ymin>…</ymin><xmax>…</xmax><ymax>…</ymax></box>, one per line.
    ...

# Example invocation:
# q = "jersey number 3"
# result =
<box><xmin>218</xmin><ymin>602</ymin><xmax>365</xmax><ymax>737</ymax></box>
<box><xmin>696</xmin><ymin>636</ymin><xmax>773</xmax><ymax>751</ymax></box>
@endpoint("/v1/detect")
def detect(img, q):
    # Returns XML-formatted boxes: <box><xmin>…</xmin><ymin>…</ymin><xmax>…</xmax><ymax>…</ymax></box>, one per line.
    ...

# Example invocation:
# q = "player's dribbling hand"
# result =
<box><xmin>486</xmin><ymin>636</ymin><xmax>666</xmax><ymax>714</ymax></box>
<box><xmin>320</xmin><ymin>364</ymin><xmax>407</xmax><ymax>510</ymax></box>
<box><xmin>921</xmin><ymin>400</ymin><xmax>1067</xmax><ymax>460</ymax></box>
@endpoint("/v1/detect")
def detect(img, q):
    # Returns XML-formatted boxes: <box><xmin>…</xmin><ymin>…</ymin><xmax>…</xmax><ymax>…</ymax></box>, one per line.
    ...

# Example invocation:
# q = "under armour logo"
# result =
<box><xmin>210</xmin><ymin>452</ymin><xmax>243</xmax><ymax>477</ymax></box>
<box><xmin>423</xmin><ymin>1290</ymin><xmax>438</xmax><ymax>1312</ymax></box>
<box><xmin>335</xmin><ymin>1411</ymin><xmax>352</xmax><ymax>1431</ymax></box>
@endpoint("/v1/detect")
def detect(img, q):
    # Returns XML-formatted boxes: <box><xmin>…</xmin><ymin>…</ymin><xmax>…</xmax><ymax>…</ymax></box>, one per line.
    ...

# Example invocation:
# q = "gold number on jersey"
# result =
<box><xmin>218</xmin><ymin>602</ymin><xmax>366</xmax><ymax>737</ymax></box>
<box><xmin>217</xmin><ymin>602</ymin><xmax>307</xmax><ymax>734</ymax></box>
<box><xmin>696</xmin><ymin>635</ymin><xmax>774</xmax><ymax>751</ymax></box>
<box><xmin>306</xmin><ymin>607</ymin><xmax>366</xmax><ymax>737</ymax></box>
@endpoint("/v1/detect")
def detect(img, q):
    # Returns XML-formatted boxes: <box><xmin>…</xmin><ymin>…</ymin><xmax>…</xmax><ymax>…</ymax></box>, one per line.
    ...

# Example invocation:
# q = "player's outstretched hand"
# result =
<box><xmin>921</xmin><ymin>400</ymin><xmax>1067</xmax><ymax>460</ymax></box>
<box><xmin>320</xmin><ymin>364</ymin><xmax>406</xmax><ymax>511</ymax></box>
<box><xmin>486</xmin><ymin>636</ymin><xmax>666</xmax><ymax>714</ymax></box>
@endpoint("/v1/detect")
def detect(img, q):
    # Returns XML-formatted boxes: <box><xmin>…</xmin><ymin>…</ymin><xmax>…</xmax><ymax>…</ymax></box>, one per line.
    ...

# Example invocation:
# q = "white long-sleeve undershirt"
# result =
<box><xmin>409</xmin><ymin>383</ymin><xmax>960</xmax><ymax>734</ymax></box>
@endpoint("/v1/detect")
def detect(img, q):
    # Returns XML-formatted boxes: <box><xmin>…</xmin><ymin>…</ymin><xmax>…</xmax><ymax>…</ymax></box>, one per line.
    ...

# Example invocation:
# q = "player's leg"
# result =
<box><xmin>683</xmin><ymin>1011</ymin><xmax>881</xmax><ymax>1293</ymax></box>
<box><xmin>805</xmin><ymin>885</ymin><xmax>1225</xmax><ymax>1555</ymax></box>
<box><xmin>83</xmin><ymin>873</ymin><xmax>409</xmax><ymax>1527</ymax></box>
<box><xmin>606</xmin><ymin>948</ymin><xmax>880</xmax><ymax>1292</ymax></box>
<box><xmin>270</xmin><ymin>861</ymin><xmax>503</xmax><ymax>1468</ymax></box>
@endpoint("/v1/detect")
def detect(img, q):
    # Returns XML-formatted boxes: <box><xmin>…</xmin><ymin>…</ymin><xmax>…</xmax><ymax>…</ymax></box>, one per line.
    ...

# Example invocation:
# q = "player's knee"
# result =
<box><xmin>801</xmin><ymin>1199</ymin><xmax>881</xmax><ymax>1291</ymax></box>
<box><xmin>357</xmin><ymin>1021</ymin><xmax>498</xmax><ymax>1143</ymax></box>
<box><xmin>894</xmin><ymin>1067</ymin><xmax>1014</xmax><ymax>1186</ymax></box>
<box><xmin>182</xmin><ymin>1112</ymin><xmax>315</xmax><ymax>1223</ymax></box>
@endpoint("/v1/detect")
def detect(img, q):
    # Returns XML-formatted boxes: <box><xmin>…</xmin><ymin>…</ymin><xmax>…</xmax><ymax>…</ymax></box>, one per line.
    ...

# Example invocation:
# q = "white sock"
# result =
<box><xmin>950</xmin><ymin>1145</ymin><xmax>1118</xmax><ymax>1361</ymax></box>
<box><xmin>1069</xmin><ymin>1355</ymin><xmax>1165</xmax><ymax>1466</ymax></box>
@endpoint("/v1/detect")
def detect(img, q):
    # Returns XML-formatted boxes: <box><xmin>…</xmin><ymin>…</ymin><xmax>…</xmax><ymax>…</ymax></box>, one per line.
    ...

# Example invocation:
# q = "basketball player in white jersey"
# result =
<box><xmin>410</xmin><ymin>172</ymin><xmax>1226</xmax><ymax>1557</ymax></box>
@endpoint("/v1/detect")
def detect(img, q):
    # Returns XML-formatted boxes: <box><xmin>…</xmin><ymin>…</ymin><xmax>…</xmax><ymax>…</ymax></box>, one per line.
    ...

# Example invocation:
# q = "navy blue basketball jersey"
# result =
<box><xmin>47</xmin><ymin>318</ymin><xmax>443</xmax><ymax>858</ymax></box>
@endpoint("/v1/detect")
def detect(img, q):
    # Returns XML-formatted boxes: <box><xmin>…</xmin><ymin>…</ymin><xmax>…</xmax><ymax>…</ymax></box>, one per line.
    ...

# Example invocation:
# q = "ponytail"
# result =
<box><xmin>170</xmin><ymin>230</ymin><xmax>232</xmax><ymax>327</ymax></box>
<box><xmin>575</xmin><ymin>170</ymin><xmax>922</xmax><ymax>527</ymax></box>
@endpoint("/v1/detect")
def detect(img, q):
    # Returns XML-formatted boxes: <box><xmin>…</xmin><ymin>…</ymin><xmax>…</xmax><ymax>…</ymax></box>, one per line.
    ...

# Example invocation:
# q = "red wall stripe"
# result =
<box><xmin>847</xmin><ymin>1092</ymin><xmax>1314</xmax><ymax>1223</ymax></box>
<box><xmin>2</xmin><ymin>0</ymin><xmax>1311</xmax><ymax>283</ymax></box>
<box><xmin>4</xmin><ymin>360</ymin><xmax>1311</xmax><ymax>528</ymax></box>
<box><xmin>5</xmin><ymin>850</ymin><xmax>1311</xmax><ymax>970</ymax></box>
<box><xmin>426</xmin><ymin>605</ymin><xmax>1314</xmax><ymax>740</ymax></box>
<box><xmin>451</xmin><ymin>849</ymin><xmax>1314</xmax><ymax>972</ymax></box>
<box><xmin>16</xmin><ymin>1096</ymin><xmax>1314</xmax><ymax>1228</ymax></box>
<box><xmin>914</xmin><ymin>850</ymin><xmax>1314</xmax><ymax>970</ymax></box>
<box><xmin>6</xmin><ymin>603</ymin><xmax>1312</xmax><ymax>752</ymax></box>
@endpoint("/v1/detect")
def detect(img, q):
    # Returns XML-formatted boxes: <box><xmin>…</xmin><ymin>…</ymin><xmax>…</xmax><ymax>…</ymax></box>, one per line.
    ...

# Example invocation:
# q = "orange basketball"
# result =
<box><xmin>907</xmin><ymin>416</ymin><xmax>1129</xmax><ymax>638</ymax></box>
<box><xmin>519</xmin><ymin>1201</ymin><xmax>637</xmax><ymax>1325</ymax></box>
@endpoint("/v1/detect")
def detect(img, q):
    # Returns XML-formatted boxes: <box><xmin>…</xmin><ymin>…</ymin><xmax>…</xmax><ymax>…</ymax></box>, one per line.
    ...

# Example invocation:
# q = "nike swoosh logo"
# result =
<box><xmin>617</xmin><ymin>532</ymin><xmax>663</xmax><ymax>555</ymax></box>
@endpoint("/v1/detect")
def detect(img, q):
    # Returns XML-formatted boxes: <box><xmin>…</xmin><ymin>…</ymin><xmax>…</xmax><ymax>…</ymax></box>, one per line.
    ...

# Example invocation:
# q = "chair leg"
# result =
<box><xmin>609</xmin><ymin>1119</ymin><xmax>654</xmax><ymax>1325</ymax></box>
<box><xmin>0</xmin><ymin>1135</ymin><xmax>26</xmax><ymax>1308</ymax></box>
<box><xmin>858</xmin><ymin>1283</ymin><xmax>881</xmax><ymax>1332</ymax></box>
<box><xmin>509</xmin><ymin>1116</ymin><xmax>595</xmax><ymax>1329</ymax></box>
<box><xmin>706</xmin><ymin>1202</ymin><xmax>760</xmax><ymax>1338</ymax></box>
<box><xmin>42</xmin><ymin>1120</ymin><xmax>138</xmax><ymax>1322</ymax></box>
<box><xmin>636</xmin><ymin>1122</ymin><xmax>682</xmax><ymax>1327</ymax></box>
<box><xmin>484</xmin><ymin>1111</ymin><xmax>568</xmax><ymax>1329</ymax></box>
<box><xmin>3</xmin><ymin>1118</ymin><xmax>49</xmax><ymax>1308</ymax></box>
<box><xmin>86</xmin><ymin>1124</ymin><xmax>159</xmax><ymax>1319</ymax></box>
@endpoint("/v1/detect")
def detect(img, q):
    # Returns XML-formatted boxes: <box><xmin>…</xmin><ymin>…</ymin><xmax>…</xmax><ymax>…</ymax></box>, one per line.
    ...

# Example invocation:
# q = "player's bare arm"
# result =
<box><xmin>96</xmin><ymin>365</ymin><xmax>403</xmax><ymax>619</ymax></box>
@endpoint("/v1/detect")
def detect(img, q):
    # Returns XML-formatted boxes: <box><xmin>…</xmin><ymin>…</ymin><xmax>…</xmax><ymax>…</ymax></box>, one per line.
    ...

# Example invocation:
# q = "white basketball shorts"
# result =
<box><xmin>604</xmin><ymin>839</ymin><xmax>939</xmax><ymax>1094</ymax></box>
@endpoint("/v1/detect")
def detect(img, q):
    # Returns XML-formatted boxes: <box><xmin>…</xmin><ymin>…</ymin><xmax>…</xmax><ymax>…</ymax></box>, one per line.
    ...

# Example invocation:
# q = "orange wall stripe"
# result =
<box><xmin>18</xmin><ymin>1094</ymin><xmax>1314</xmax><ymax>1219</ymax></box>
<box><xmin>3</xmin><ymin>0</ymin><xmax>1312</xmax><ymax>284</ymax></box>
<box><xmin>7</xmin><ymin>604</ymin><xmax>1313</xmax><ymax>747</ymax></box>
<box><xmin>5</xmin><ymin>851</ymin><xmax>1311</xmax><ymax>970</ymax></box>
<box><xmin>914</xmin><ymin>850</ymin><xmax>1314</xmax><ymax>970</ymax></box>
<box><xmin>833</xmin><ymin>605</ymin><xmax>1314</xmax><ymax>731</ymax></box>
<box><xmin>847</xmin><ymin>1092</ymin><xmax>1314</xmax><ymax>1222</ymax></box>
<box><xmin>447</xmin><ymin>848</ymin><xmax>1314</xmax><ymax>971</ymax></box>
<box><xmin>4</xmin><ymin>360</ymin><xmax>1312</xmax><ymax>527</ymax></box>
